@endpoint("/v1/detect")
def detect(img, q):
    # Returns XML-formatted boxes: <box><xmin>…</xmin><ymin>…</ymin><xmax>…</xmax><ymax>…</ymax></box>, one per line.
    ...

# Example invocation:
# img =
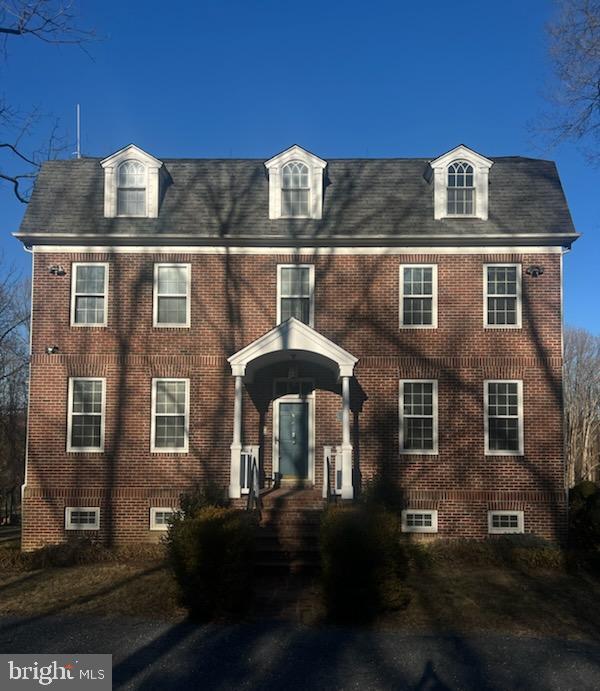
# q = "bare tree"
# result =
<box><xmin>0</xmin><ymin>259</ymin><xmax>29</xmax><ymax>492</ymax></box>
<box><xmin>542</xmin><ymin>0</ymin><xmax>600</xmax><ymax>162</ymax></box>
<box><xmin>564</xmin><ymin>327</ymin><xmax>600</xmax><ymax>485</ymax></box>
<box><xmin>0</xmin><ymin>0</ymin><xmax>94</xmax><ymax>202</ymax></box>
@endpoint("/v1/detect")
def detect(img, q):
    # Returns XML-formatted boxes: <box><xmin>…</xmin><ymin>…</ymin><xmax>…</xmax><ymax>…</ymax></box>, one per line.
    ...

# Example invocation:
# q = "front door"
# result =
<box><xmin>279</xmin><ymin>401</ymin><xmax>309</xmax><ymax>480</ymax></box>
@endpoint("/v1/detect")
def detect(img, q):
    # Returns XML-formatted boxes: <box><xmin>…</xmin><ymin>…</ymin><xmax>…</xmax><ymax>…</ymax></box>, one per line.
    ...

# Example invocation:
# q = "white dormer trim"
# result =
<box><xmin>264</xmin><ymin>145</ymin><xmax>327</xmax><ymax>220</ymax></box>
<box><xmin>101</xmin><ymin>144</ymin><xmax>163</xmax><ymax>219</ymax></box>
<box><xmin>430</xmin><ymin>144</ymin><xmax>493</xmax><ymax>221</ymax></box>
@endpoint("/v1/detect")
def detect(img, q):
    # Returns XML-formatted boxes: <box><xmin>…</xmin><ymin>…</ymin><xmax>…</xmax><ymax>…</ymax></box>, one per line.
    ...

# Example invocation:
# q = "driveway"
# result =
<box><xmin>0</xmin><ymin>615</ymin><xmax>599</xmax><ymax>690</ymax></box>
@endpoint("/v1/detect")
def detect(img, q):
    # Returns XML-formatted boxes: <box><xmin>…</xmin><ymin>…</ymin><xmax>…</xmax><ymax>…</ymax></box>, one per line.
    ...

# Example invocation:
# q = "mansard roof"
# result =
<box><xmin>17</xmin><ymin>150</ymin><xmax>578</xmax><ymax>247</ymax></box>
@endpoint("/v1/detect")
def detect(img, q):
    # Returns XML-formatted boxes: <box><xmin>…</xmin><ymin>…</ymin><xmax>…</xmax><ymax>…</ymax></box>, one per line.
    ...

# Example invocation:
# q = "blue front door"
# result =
<box><xmin>279</xmin><ymin>401</ymin><xmax>309</xmax><ymax>480</ymax></box>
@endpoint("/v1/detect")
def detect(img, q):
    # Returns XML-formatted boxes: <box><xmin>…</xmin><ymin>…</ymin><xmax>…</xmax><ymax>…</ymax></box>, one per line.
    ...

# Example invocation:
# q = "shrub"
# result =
<box><xmin>166</xmin><ymin>507</ymin><xmax>257</xmax><ymax>620</ymax></box>
<box><xmin>569</xmin><ymin>481</ymin><xmax>600</xmax><ymax>549</ymax></box>
<box><xmin>319</xmin><ymin>506</ymin><xmax>408</xmax><ymax>623</ymax></box>
<box><xmin>179</xmin><ymin>481</ymin><xmax>228</xmax><ymax>517</ymax></box>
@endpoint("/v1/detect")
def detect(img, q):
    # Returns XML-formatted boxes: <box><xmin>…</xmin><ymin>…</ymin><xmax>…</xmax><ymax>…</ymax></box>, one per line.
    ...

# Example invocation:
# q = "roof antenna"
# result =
<box><xmin>74</xmin><ymin>104</ymin><xmax>81</xmax><ymax>159</ymax></box>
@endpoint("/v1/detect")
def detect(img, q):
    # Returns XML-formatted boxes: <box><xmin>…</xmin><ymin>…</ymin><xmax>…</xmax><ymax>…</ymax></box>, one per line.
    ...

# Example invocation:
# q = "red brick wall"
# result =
<box><xmin>22</xmin><ymin>250</ymin><xmax>565</xmax><ymax>548</ymax></box>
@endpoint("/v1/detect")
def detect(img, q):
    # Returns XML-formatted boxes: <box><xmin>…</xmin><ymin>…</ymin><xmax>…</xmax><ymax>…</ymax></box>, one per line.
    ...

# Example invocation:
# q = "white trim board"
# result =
<box><xmin>31</xmin><ymin>244</ymin><xmax>565</xmax><ymax>255</ymax></box>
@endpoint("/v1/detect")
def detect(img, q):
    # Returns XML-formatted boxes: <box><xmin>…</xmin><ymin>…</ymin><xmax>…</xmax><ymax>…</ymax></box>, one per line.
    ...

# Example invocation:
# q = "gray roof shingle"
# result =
<box><xmin>17</xmin><ymin>156</ymin><xmax>577</xmax><ymax>244</ymax></box>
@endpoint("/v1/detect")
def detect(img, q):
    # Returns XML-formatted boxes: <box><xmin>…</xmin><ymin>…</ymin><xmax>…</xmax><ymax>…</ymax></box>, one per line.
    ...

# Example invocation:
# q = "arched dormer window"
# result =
<box><xmin>281</xmin><ymin>161</ymin><xmax>310</xmax><ymax>217</ymax></box>
<box><xmin>429</xmin><ymin>145</ymin><xmax>493</xmax><ymax>221</ymax></box>
<box><xmin>447</xmin><ymin>161</ymin><xmax>474</xmax><ymax>216</ymax></box>
<box><xmin>117</xmin><ymin>160</ymin><xmax>146</xmax><ymax>216</ymax></box>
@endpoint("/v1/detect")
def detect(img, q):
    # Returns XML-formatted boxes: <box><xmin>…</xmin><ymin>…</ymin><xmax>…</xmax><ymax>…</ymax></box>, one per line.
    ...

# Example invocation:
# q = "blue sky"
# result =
<box><xmin>1</xmin><ymin>0</ymin><xmax>598</xmax><ymax>332</ymax></box>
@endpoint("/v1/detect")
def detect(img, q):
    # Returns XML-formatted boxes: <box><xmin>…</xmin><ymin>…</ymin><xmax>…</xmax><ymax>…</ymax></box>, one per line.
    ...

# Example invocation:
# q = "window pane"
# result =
<box><xmin>281</xmin><ymin>297</ymin><xmax>310</xmax><ymax>324</ymax></box>
<box><xmin>489</xmin><ymin>418</ymin><xmax>519</xmax><ymax>451</ymax></box>
<box><xmin>158</xmin><ymin>266</ymin><xmax>187</xmax><ymax>295</ymax></box>
<box><xmin>75</xmin><ymin>296</ymin><xmax>105</xmax><ymax>325</ymax></box>
<box><xmin>156</xmin><ymin>381</ymin><xmax>186</xmax><ymax>415</ymax></box>
<box><xmin>406</xmin><ymin>513</ymin><xmax>432</xmax><ymax>528</ymax></box>
<box><xmin>403</xmin><ymin>297</ymin><xmax>432</xmax><ymax>326</ymax></box>
<box><xmin>157</xmin><ymin>296</ymin><xmax>187</xmax><ymax>324</ymax></box>
<box><xmin>72</xmin><ymin>380</ymin><xmax>103</xmax><ymax>414</ymax></box>
<box><xmin>282</xmin><ymin>162</ymin><xmax>309</xmax><ymax>189</ymax></box>
<box><xmin>76</xmin><ymin>265</ymin><xmax>105</xmax><ymax>294</ymax></box>
<box><xmin>404</xmin><ymin>418</ymin><xmax>434</xmax><ymax>450</ymax></box>
<box><xmin>403</xmin><ymin>267</ymin><xmax>432</xmax><ymax>296</ymax></box>
<box><xmin>117</xmin><ymin>189</ymin><xmax>145</xmax><ymax>216</ymax></box>
<box><xmin>281</xmin><ymin>267</ymin><xmax>309</xmax><ymax>296</ymax></box>
<box><xmin>71</xmin><ymin>415</ymin><xmax>101</xmax><ymax>448</ymax></box>
<box><xmin>487</xmin><ymin>267</ymin><xmax>517</xmax><ymax>295</ymax></box>
<box><xmin>154</xmin><ymin>511</ymin><xmax>173</xmax><ymax>525</ymax></box>
<box><xmin>492</xmin><ymin>514</ymin><xmax>519</xmax><ymax>529</ymax></box>
<box><xmin>282</xmin><ymin>189</ymin><xmax>309</xmax><ymax>216</ymax></box>
<box><xmin>118</xmin><ymin>160</ymin><xmax>145</xmax><ymax>187</ymax></box>
<box><xmin>155</xmin><ymin>416</ymin><xmax>185</xmax><ymax>448</ymax></box>
<box><xmin>71</xmin><ymin>510</ymin><xmax>97</xmax><ymax>525</ymax></box>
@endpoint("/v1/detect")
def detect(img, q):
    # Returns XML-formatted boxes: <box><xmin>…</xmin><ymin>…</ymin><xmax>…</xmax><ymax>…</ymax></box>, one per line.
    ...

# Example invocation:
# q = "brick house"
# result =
<box><xmin>15</xmin><ymin>143</ymin><xmax>578</xmax><ymax>550</ymax></box>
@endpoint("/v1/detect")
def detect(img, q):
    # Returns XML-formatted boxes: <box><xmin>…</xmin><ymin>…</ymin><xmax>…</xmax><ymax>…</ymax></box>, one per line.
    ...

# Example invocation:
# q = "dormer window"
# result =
<box><xmin>117</xmin><ymin>161</ymin><xmax>146</xmax><ymax>216</ymax></box>
<box><xmin>101</xmin><ymin>144</ymin><xmax>163</xmax><ymax>219</ymax></box>
<box><xmin>282</xmin><ymin>162</ymin><xmax>310</xmax><ymax>217</ymax></box>
<box><xmin>265</xmin><ymin>145</ymin><xmax>327</xmax><ymax>220</ymax></box>
<box><xmin>447</xmin><ymin>161</ymin><xmax>474</xmax><ymax>216</ymax></box>
<box><xmin>430</xmin><ymin>145</ymin><xmax>493</xmax><ymax>221</ymax></box>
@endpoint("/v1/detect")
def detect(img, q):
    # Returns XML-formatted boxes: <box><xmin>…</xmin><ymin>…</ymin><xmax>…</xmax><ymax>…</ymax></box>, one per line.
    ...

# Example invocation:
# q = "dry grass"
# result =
<box><xmin>0</xmin><ymin>538</ymin><xmax>599</xmax><ymax>638</ymax></box>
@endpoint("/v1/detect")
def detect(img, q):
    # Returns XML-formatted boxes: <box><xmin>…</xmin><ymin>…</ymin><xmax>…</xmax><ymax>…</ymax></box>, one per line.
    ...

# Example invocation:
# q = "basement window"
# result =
<box><xmin>65</xmin><ymin>507</ymin><xmax>100</xmax><ymax>530</ymax></box>
<box><xmin>401</xmin><ymin>509</ymin><xmax>438</xmax><ymax>533</ymax></box>
<box><xmin>150</xmin><ymin>507</ymin><xmax>176</xmax><ymax>531</ymax></box>
<box><xmin>488</xmin><ymin>510</ymin><xmax>524</xmax><ymax>534</ymax></box>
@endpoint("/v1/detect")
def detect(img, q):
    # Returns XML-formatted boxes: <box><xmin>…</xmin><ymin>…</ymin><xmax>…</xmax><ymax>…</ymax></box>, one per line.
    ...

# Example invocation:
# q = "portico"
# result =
<box><xmin>227</xmin><ymin>318</ymin><xmax>358</xmax><ymax>500</ymax></box>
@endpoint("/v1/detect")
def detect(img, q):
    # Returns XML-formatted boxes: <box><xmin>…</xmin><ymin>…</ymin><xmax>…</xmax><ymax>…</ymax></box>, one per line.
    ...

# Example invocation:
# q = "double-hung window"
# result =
<box><xmin>484</xmin><ymin>380</ymin><xmax>523</xmax><ymax>455</ymax></box>
<box><xmin>277</xmin><ymin>265</ymin><xmax>314</xmax><ymax>326</ymax></box>
<box><xmin>281</xmin><ymin>161</ymin><xmax>310</xmax><ymax>217</ymax></box>
<box><xmin>153</xmin><ymin>263</ymin><xmax>191</xmax><ymax>327</ymax></box>
<box><xmin>484</xmin><ymin>264</ymin><xmax>521</xmax><ymax>328</ymax></box>
<box><xmin>400</xmin><ymin>265</ymin><xmax>437</xmax><ymax>328</ymax></box>
<box><xmin>71</xmin><ymin>263</ymin><xmax>108</xmax><ymax>326</ymax></box>
<box><xmin>67</xmin><ymin>378</ymin><xmax>105</xmax><ymax>452</ymax></box>
<box><xmin>151</xmin><ymin>378</ymin><xmax>189</xmax><ymax>452</ymax></box>
<box><xmin>447</xmin><ymin>161</ymin><xmax>475</xmax><ymax>216</ymax></box>
<box><xmin>399</xmin><ymin>380</ymin><xmax>438</xmax><ymax>454</ymax></box>
<box><xmin>117</xmin><ymin>160</ymin><xmax>146</xmax><ymax>216</ymax></box>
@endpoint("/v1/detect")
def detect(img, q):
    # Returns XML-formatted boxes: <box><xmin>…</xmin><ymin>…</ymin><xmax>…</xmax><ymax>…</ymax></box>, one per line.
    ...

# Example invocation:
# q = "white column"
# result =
<box><xmin>229</xmin><ymin>375</ymin><xmax>243</xmax><ymax>498</ymax></box>
<box><xmin>341</xmin><ymin>375</ymin><xmax>353</xmax><ymax>499</ymax></box>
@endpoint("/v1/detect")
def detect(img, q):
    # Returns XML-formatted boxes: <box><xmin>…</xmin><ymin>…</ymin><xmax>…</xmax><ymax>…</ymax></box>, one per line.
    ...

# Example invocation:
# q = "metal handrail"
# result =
<box><xmin>246</xmin><ymin>457</ymin><xmax>261</xmax><ymax>516</ymax></box>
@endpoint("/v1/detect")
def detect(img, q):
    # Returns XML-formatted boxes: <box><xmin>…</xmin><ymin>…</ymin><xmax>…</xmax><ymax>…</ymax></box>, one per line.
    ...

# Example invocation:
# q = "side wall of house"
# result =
<box><xmin>22</xmin><ymin>250</ymin><xmax>565</xmax><ymax>548</ymax></box>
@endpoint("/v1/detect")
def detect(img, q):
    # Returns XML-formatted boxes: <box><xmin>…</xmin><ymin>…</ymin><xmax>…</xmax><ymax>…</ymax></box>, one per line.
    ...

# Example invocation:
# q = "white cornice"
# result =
<box><xmin>264</xmin><ymin>144</ymin><xmax>327</xmax><ymax>170</ymax></box>
<box><xmin>100</xmin><ymin>144</ymin><xmax>163</xmax><ymax>169</ymax></box>
<box><xmin>430</xmin><ymin>144</ymin><xmax>493</xmax><ymax>170</ymax></box>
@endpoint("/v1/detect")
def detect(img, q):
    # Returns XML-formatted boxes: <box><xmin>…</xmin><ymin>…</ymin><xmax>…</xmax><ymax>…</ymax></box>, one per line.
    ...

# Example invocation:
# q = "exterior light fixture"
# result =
<box><xmin>45</xmin><ymin>345</ymin><xmax>59</xmax><ymax>354</ymax></box>
<box><xmin>526</xmin><ymin>265</ymin><xmax>544</xmax><ymax>278</ymax></box>
<box><xmin>49</xmin><ymin>265</ymin><xmax>66</xmax><ymax>276</ymax></box>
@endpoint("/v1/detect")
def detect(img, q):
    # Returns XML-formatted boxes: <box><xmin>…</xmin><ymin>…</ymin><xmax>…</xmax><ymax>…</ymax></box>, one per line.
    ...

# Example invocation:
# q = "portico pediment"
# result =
<box><xmin>228</xmin><ymin>318</ymin><xmax>358</xmax><ymax>378</ymax></box>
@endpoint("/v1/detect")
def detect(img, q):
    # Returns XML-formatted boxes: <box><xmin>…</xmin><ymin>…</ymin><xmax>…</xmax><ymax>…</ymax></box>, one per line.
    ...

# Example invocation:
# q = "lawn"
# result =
<box><xmin>1</xmin><ymin>539</ymin><xmax>600</xmax><ymax>639</ymax></box>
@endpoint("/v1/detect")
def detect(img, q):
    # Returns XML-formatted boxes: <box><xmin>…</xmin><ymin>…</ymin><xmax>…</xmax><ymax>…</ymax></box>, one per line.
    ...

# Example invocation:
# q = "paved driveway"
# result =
<box><xmin>1</xmin><ymin>615</ymin><xmax>599</xmax><ymax>690</ymax></box>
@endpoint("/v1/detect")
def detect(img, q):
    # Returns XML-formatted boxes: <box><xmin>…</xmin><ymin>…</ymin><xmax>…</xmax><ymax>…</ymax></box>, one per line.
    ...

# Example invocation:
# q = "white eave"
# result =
<box><xmin>429</xmin><ymin>144</ymin><xmax>494</xmax><ymax>170</ymax></box>
<box><xmin>100</xmin><ymin>143</ymin><xmax>163</xmax><ymax>169</ymax></box>
<box><xmin>264</xmin><ymin>144</ymin><xmax>327</xmax><ymax>171</ymax></box>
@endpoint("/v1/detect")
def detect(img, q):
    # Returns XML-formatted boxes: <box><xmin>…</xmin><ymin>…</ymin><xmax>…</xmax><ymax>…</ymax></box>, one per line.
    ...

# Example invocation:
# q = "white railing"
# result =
<box><xmin>322</xmin><ymin>445</ymin><xmax>343</xmax><ymax>499</ymax></box>
<box><xmin>240</xmin><ymin>445</ymin><xmax>259</xmax><ymax>495</ymax></box>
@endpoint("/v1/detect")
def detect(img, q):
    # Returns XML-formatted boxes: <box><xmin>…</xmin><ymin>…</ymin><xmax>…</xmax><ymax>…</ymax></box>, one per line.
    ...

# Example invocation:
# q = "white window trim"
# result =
<box><xmin>150</xmin><ymin>506</ymin><xmax>177</xmax><ymax>531</ymax></box>
<box><xmin>65</xmin><ymin>506</ymin><xmax>100</xmax><ymax>531</ymax></box>
<box><xmin>276</xmin><ymin>264</ymin><xmax>315</xmax><ymax>327</ymax></box>
<box><xmin>399</xmin><ymin>264</ymin><xmax>438</xmax><ymax>329</ymax></box>
<box><xmin>430</xmin><ymin>145</ymin><xmax>493</xmax><ymax>221</ymax></box>
<box><xmin>484</xmin><ymin>379</ymin><xmax>524</xmax><ymax>456</ymax></box>
<box><xmin>70</xmin><ymin>262</ymin><xmax>109</xmax><ymax>328</ymax></box>
<box><xmin>401</xmin><ymin>509</ymin><xmax>438</xmax><ymax>533</ymax></box>
<box><xmin>101</xmin><ymin>144</ymin><xmax>163</xmax><ymax>219</ymax></box>
<box><xmin>151</xmin><ymin>378</ymin><xmax>190</xmax><ymax>453</ymax></box>
<box><xmin>265</xmin><ymin>145</ymin><xmax>327</xmax><ymax>220</ymax></box>
<box><xmin>488</xmin><ymin>510</ymin><xmax>525</xmax><ymax>534</ymax></box>
<box><xmin>399</xmin><ymin>379</ymin><xmax>438</xmax><ymax>455</ymax></box>
<box><xmin>483</xmin><ymin>263</ymin><xmax>522</xmax><ymax>329</ymax></box>
<box><xmin>153</xmin><ymin>263</ymin><xmax>191</xmax><ymax>328</ymax></box>
<box><xmin>66</xmin><ymin>377</ymin><xmax>106</xmax><ymax>453</ymax></box>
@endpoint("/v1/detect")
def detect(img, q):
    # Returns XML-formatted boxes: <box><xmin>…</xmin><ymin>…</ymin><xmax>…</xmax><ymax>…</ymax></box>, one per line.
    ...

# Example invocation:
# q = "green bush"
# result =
<box><xmin>319</xmin><ymin>506</ymin><xmax>408</xmax><ymax>623</ymax></box>
<box><xmin>166</xmin><ymin>506</ymin><xmax>257</xmax><ymax>620</ymax></box>
<box><xmin>569</xmin><ymin>481</ymin><xmax>600</xmax><ymax>549</ymax></box>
